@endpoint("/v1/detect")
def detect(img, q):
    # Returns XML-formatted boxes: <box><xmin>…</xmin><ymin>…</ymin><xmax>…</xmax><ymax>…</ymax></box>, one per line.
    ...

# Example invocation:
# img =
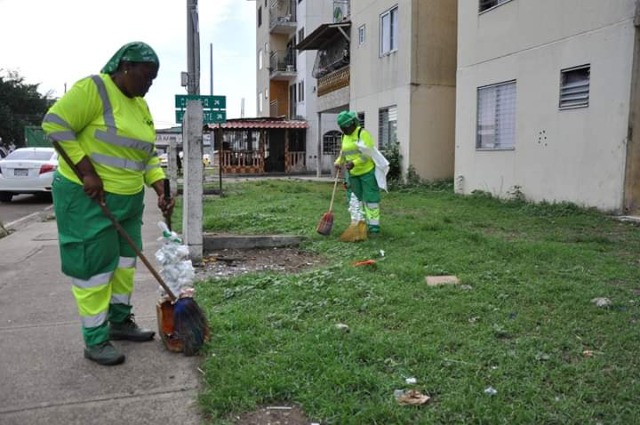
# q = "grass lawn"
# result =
<box><xmin>176</xmin><ymin>179</ymin><xmax>640</xmax><ymax>424</ymax></box>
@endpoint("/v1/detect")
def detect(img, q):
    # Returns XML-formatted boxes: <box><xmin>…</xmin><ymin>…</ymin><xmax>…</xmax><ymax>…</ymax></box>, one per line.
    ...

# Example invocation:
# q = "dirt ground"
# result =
<box><xmin>196</xmin><ymin>247</ymin><xmax>325</xmax><ymax>280</ymax></box>
<box><xmin>195</xmin><ymin>247</ymin><xmax>322</xmax><ymax>425</ymax></box>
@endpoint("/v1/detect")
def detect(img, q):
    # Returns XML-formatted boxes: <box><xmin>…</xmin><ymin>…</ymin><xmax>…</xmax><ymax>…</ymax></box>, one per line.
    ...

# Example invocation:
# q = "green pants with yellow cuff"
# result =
<box><xmin>52</xmin><ymin>173</ymin><xmax>144</xmax><ymax>346</ymax></box>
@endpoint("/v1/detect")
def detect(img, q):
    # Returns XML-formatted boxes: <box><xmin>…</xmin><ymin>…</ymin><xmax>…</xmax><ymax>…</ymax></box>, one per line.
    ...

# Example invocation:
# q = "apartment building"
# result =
<box><xmin>255</xmin><ymin>0</ymin><xmax>458</xmax><ymax>177</ymax></box>
<box><xmin>456</xmin><ymin>0</ymin><xmax>640</xmax><ymax>213</ymax></box>
<box><xmin>253</xmin><ymin>0</ymin><xmax>340</xmax><ymax>173</ymax></box>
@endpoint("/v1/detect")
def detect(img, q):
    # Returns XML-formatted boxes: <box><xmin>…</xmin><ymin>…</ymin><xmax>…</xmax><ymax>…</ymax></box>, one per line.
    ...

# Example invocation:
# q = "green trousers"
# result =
<box><xmin>345</xmin><ymin>169</ymin><xmax>381</xmax><ymax>232</ymax></box>
<box><xmin>52</xmin><ymin>173</ymin><xmax>144</xmax><ymax>346</ymax></box>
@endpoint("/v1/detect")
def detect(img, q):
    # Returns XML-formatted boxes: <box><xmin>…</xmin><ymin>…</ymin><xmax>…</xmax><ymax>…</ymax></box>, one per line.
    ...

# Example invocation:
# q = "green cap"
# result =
<box><xmin>337</xmin><ymin>110</ymin><xmax>358</xmax><ymax>128</ymax></box>
<box><xmin>101</xmin><ymin>41</ymin><xmax>160</xmax><ymax>74</ymax></box>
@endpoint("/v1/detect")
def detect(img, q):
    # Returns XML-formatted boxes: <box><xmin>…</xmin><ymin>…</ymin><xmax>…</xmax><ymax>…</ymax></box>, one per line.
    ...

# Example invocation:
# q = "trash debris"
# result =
<box><xmin>379</xmin><ymin>249</ymin><xmax>385</xmax><ymax>257</ymax></box>
<box><xmin>591</xmin><ymin>297</ymin><xmax>612</xmax><ymax>307</ymax></box>
<box><xmin>353</xmin><ymin>259</ymin><xmax>376</xmax><ymax>267</ymax></box>
<box><xmin>335</xmin><ymin>323</ymin><xmax>350</xmax><ymax>332</ymax></box>
<box><xmin>425</xmin><ymin>275</ymin><xmax>460</xmax><ymax>286</ymax></box>
<box><xmin>394</xmin><ymin>389</ymin><xmax>431</xmax><ymax>406</ymax></box>
<box><xmin>405</xmin><ymin>377</ymin><xmax>417</xmax><ymax>385</ymax></box>
<box><xmin>484</xmin><ymin>386</ymin><xmax>498</xmax><ymax>396</ymax></box>
<box><xmin>460</xmin><ymin>284</ymin><xmax>473</xmax><ymax>291</ymax></box>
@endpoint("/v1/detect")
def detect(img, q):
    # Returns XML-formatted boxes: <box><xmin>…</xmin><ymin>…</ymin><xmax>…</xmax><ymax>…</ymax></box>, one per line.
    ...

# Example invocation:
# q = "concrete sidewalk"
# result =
<box><xmin>0</xmin><ymin>189</ymin><xmax>203</xmax><ymax>425</ymax></box>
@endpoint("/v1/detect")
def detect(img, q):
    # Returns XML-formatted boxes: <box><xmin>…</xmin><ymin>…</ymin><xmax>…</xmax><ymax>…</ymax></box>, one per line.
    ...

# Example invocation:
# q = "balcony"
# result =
<box><xmin>269</xmin><ymin>50</ymin><xmax>297</xmax><ymax>81</ymax></box>
<box><xmin>269</xmin><ymin>0</ymin><xmax>296</xmax><ymax>35</ymax></box>
<box><xmin>317</xmin><ymin>66</ymin><xmax>350</xmax><ymax>97</ymax></box>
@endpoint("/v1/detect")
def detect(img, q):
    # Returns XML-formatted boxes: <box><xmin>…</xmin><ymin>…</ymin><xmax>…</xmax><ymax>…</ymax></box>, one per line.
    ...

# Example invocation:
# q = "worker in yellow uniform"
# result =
<box><xmin>42</xmin><ymin>41</ymin><xmax>175</xmax><ymax>366</ymax></box>
<box><xmin>334</xmin><ymin>111</ymin><xmax>381</xmax><ymax>234</ymax></box>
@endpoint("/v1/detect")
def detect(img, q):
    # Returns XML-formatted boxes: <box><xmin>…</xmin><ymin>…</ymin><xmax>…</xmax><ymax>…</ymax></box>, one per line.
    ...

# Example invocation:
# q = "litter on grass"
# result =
<box><xmin>484</xmin><ymin>386</ymin><xmax>498</xmax><ymax>396</ymax></box>
<box><xmin>591</xmin><ymin>297</ymin><xmax>612</xmax><ymax>307</ymax></box>
<box><xmin>394</xmin><ymin>389</ymin><xmax>431</xmax><ymax>406</ymax></box>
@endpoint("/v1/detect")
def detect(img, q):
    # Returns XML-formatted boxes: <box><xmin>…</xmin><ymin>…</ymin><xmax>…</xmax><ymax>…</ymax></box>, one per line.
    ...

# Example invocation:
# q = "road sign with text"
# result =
<box><xmin>175</xmin><ymin>109</ymin><xmax>227</xmax><ymax>124</ymax></box>
<box><xmin>174</xmin><ymin>95</ymin><xmax>226</xmax><ymax>109</ymax></box>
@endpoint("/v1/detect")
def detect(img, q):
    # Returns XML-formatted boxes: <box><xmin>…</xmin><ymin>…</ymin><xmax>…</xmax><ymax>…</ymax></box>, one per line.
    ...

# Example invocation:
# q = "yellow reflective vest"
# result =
<box><xmin>42</xmin><ymin>74</ymin><xmax>165</xmax><ymax>195</ymax></box>
<box><xmin>334</xmin><ymin>126</ymin><xmax>375</xmax><ymax>176</ymax></box>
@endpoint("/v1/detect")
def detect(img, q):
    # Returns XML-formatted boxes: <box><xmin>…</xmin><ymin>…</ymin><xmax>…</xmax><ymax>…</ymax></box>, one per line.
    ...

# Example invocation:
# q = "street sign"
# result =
<box><xmin>175</xmin><ymin>109</ymin><xmax>227</xmax><ymax>124</ymax></box>
<box><xmin>175</xmin><ymin>94</ymin><xmax>226</xmax><ymax>109</ymax></box>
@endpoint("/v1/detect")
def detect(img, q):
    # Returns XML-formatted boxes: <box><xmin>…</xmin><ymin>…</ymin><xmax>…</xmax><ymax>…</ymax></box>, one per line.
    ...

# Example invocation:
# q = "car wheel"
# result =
<box><xmin>0</xmin><ymin>192</ymin><xmax>13</xmax><ymax>203</ymax></box>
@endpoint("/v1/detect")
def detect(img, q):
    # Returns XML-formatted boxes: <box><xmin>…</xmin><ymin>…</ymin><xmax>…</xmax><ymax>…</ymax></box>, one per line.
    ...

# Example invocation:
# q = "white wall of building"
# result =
<box><xmin>456</xmin><ymin>0</ymin><xmax>637</xmax><ymax>211</ymax></box>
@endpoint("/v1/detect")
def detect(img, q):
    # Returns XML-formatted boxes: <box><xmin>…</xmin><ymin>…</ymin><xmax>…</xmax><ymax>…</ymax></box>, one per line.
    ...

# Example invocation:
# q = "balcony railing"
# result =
<box><xmin>269</xmin><ymin>0</ymin><xmax>296</xmax><ymax>34</ymax></box>
<box><xmin>269</xmin><ymin>50</ymin><xmax>297</xmax><ymax>80</ymax></box>
<box><xmin>317</xmin><ymin>66</ymin><xmax>350</xmax><ymax>97</ymax></box>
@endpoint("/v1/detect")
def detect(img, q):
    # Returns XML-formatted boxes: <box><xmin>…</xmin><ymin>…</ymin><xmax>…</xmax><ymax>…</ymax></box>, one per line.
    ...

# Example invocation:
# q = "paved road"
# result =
<box><xmin>0</xmin><ymin>194</ymin><xmax>54</xmax><ymax>228</ymax></box>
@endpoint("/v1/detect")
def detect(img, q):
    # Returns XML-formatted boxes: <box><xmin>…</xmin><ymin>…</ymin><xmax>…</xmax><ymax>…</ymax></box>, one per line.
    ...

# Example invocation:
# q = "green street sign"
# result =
<box><xmin>175</xmin><ymin>109</ymin><xmax>227</xmax><ymax>124</ymax></box>
<box><xmin>175</xmin><ymin>94</ymin><xmax>226</xmax><ymax>109</ymax></box>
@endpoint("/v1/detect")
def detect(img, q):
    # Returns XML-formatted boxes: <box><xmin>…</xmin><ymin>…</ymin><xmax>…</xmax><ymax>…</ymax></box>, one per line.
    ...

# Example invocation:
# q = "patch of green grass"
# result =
<box><xmin>180</xmin><ymin>180</ymin><xmax>640</xmax><ymax>424</ymax></box>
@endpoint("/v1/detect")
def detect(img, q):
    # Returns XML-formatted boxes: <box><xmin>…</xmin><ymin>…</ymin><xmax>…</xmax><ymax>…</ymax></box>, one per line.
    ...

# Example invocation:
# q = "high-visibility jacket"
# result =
<box><xmin>42</xmin><ymin>74</ymin><xmax>165</xmax><ymax>195</ymax></box>
<box><xmin>334</xmin><ymin>126</ymin><xmax>375</xmax><ymax>177</ymax></box>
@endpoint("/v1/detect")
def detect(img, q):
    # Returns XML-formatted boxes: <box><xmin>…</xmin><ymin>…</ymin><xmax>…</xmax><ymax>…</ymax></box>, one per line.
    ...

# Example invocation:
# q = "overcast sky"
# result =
<box><xmin>0</xmin><ymin>0</ymin><xmax>257</xmax><ymax>130</ymax></box>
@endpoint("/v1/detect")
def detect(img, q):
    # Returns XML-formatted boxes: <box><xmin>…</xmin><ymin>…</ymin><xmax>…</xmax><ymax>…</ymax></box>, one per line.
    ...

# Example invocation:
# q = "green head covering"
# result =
<box><xmin>337</xmin><ymin>110</ymin><xmax>358</xmax><ymax>128</ymax></box>
<box><xmin>101</xmin><ymin>41</ymin><xmax>160</xmax><ymax>74</ymax></box>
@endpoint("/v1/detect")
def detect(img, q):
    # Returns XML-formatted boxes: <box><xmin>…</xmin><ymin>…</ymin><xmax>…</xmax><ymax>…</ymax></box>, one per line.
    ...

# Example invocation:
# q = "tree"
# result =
<box><xmin>0</xmin><ymin>70</ymin><xmax>53</xmax><ymax>148</ymax></box>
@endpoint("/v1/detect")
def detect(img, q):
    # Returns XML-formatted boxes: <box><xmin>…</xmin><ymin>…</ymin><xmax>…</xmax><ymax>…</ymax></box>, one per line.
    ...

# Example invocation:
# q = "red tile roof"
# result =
<box><xmin>206</xmin><ymin>118</ymin><xmax>309</xmax><ymax>130</ymax></box>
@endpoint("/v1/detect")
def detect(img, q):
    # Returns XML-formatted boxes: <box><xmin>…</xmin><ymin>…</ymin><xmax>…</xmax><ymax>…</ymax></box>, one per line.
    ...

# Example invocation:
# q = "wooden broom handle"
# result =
<box><xmin>328</xmin><ymin>169</ymin><xmax>340</xmax><ymax>212</ymax></box>
<box><xmin>52</xmin><ymin>141</ymin><xmax>178</xmax><ymax>302</ymax></box>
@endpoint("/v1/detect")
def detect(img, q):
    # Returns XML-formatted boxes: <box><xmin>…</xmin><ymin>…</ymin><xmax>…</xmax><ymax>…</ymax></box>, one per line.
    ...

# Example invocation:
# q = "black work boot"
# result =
<box><xmin>84</xmin><ymin>341</ymin><xmax>125</xmax><ymax>366</ymax></box>
<box><xmin>109</xmin><ymin>314</ymin><xmax>155</xmax><ymax>342</ymax></box>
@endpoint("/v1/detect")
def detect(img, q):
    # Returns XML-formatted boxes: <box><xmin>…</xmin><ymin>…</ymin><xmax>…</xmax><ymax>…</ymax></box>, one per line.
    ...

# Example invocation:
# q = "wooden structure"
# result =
<box><xmin>206</xmin><ymin>117</ymin><xmax>308</xmax><ymax>175</ymax></box>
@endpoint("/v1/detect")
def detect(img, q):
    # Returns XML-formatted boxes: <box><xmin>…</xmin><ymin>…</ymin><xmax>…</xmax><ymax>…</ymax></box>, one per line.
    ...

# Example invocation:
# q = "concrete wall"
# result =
<box><xmin>456</xmin><ymin>0</ymin><xmax>637</xmax><ymax>211</ymax></box>
<box><xmin>350</xmin><ymin>0</ymin><xmax>457</xmax><ymax>181</ymax></box>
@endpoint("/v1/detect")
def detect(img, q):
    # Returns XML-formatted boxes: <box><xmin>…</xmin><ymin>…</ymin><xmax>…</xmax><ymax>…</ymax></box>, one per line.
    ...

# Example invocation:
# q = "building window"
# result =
<box><xmin>358</xmin><ymin>25</ymin><xmax>366</xmax><ymax>46</ymax></box>
<box><xmin>258</xmin><ymin>7</ymin><xmax>262</xmax><ymax>27</ymax></box>
<box><xmin>479</xmin><ymin>0</ymin><xmax>511</xmax><ymax>13</ymax></box>
<box><xmin>378</xmin><ymin>106</ymin><xmax>397</xmax><ymax>149</ymax></box>
<box><xmin>476</xmin><ymin>81</ymin><xmax>516</xmax><ymax>149</ymax></box>
<box><xmin>289</xmin><ymin>84</ymin><xmax>297</xmax><ymax>118</ymax></box>
<box><xmin>258</xmin><ymin>91</ymin><xmax>263</xmax><ymax>114</ymax></box>
<box><xmin>298</xmin><ymin>28</ymin><xmax>305</xmax><ymax>47</ymax></box>
<box><xmin>265</xmin><ymin>88</ymin><xmax>269</xmax><ymax>99</ymax></box>
<box><xmin>323</xmin><ymin>130</ymin><xmax>342</xmax><ymax>156</ymax></box>
<box><xmin>258</xmin><ymin>49</ymin><xmax>263</xmax><ymax>70</ymax></box>
<box><xmin>380</xmin><ymin>6</ymin><xmax>398</xmax><ymax>56</ymax></box>
<box><xmin>358</xmin><ymin>112</ymin><xmax>365</xmax><ymax>129</ymax></box>
<box><xmin>560</xmin><ymin>65</ymin><xmax>590</xmax><ymax>109</ymax></box>
<box><xmin>298</xmin><ymin>80</ymin><xmax>304</xmax><ymax>102</ymax></box>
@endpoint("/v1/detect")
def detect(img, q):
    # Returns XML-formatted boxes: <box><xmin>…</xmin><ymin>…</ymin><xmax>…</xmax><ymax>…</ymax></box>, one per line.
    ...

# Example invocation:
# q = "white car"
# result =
<box><xmin>0</xmin><ymin>147</ymin><xmax>58</xmax><ymax>202</ymax></box>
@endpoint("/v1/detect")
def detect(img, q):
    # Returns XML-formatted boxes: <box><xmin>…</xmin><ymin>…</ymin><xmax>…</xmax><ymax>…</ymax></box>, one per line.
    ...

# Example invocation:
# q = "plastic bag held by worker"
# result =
<box><xmin>155</xmin><ymin>221</ymin><xmax>195</xmax><ymax>298</ymax></box>
<box><xmin>356</xmin><ymin>140</ymin><xmax>390</xmax><ymax>192</ymax></box>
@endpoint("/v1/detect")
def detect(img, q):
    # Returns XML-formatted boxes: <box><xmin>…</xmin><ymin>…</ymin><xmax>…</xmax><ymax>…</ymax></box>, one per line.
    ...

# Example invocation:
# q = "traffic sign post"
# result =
<box><xmin>175</xmin><ymin>94</ymin><xmax>227</xmax><ymax>125</ymax></box>
<box><xmin>175</xmin><ymin>109</ymin><xmax>226</xmax><ymax>124</ymax></box>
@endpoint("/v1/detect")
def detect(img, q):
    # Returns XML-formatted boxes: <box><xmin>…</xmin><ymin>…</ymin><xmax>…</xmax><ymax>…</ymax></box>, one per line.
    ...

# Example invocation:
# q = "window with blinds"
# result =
<box><xmin>378</xmin><ymin>105</ymin><xmax>398</xmax><ymax>149</ymax></box>
<box><xmin>560</xmin><ymin>65</ymin><xmax>590</xmax><ymax>109</ymax></box>
<box><xmin>476</xmin><ymin>81</ymin><xmax>516</xmax><ymax>149</ymax></box>
<box><xmin>479</xmin><ymin>0</ymin><xmax>511</xmax><ymax>13</ymax></box>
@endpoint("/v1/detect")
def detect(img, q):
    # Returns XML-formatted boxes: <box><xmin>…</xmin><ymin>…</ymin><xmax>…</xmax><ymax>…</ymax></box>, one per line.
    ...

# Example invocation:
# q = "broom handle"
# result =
<box><xmin>52</xmin><ymin>141</ymin><xmax>177</xmax><ymax>302</ymax></box>
<box><xmin>163</xmin><ymin>178</ymin><xmax>172</xmax><ymax>231</ymax></box>
<box><xmin>328</xmin><ymin>168</ymin><xmax>340</xmax><ymax>212</ymax></box>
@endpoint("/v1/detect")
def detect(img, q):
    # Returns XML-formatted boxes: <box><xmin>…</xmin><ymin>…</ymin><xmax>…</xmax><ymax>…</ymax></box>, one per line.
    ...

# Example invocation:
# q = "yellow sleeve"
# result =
<box><xmin>334</xmin><ymin>135</ymin><xmax>345</xmax><ymax>165</ymax></box>
<box><xmin>140</xmin><ymin>99</ymin><xmax>166</xmax><ymax>186</ymax></box>
<box><xmin>41</xmin><ymin>77</ymin><xmax>101</xmax><ymax>164</ymax></box>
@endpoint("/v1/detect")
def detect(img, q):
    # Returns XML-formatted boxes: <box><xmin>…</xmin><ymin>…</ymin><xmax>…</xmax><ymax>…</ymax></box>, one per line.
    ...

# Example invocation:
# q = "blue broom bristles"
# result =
<box><xmin>174</xmin><ymin>297</ymin><xmax>209</xmax><ymax>356</ymax></box>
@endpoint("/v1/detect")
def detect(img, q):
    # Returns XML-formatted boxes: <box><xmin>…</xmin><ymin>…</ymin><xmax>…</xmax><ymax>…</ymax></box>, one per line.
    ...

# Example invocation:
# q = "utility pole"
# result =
<box><xmin>183</xmin><ymin>0</ymin><xmax>204</xmax><ymax>264</ymax></box>
<box><xmin>209</xmin><ymin>43</ymin><xmax>213</xmax><ymax>96</ymax></box>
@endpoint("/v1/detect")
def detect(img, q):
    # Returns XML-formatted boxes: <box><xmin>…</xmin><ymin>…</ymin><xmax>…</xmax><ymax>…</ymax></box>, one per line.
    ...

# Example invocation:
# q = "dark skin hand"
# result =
<box><xmin>75</xmin><ymin>156</ymin><xmax>175</xmax><ymax>216</ymax></box>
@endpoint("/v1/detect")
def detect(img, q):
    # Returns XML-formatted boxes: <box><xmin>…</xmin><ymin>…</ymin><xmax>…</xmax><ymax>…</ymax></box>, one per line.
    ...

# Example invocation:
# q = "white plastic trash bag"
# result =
<box><xmin>356</xmin><ymin>140</ymin><xmax>390</xmax><ymax>192</ymax></box>
<box><xmin>155</xmin><ymin>221</ymin><xmax>195</xmax><ymax>298</ymax></box>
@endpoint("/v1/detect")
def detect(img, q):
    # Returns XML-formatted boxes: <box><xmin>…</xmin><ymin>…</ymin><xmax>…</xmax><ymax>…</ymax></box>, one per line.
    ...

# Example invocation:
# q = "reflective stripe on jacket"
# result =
<box><xmin>42</xmin><ymin>74</ymin><xmax>164</xmax><ymax>195</ymax></box>
<box><xmin>334</xmin><ymin>127</ymin><xmax>375</xmax><ymax>176</ymax></box>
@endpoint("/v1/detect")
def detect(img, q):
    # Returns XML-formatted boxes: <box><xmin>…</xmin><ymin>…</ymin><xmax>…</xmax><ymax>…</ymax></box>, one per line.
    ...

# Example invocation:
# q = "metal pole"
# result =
<box><xmin>209</xmin><ymin>43</ymin><xmax>213</xmax><ymax>96</ymax></box>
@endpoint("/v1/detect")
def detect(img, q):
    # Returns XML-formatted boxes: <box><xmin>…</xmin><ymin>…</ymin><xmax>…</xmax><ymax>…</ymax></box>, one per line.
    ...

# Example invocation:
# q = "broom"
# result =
<box><xmin>316</xmin><ymin>169</ymin><xmax>341</xmax><ymax>235</ymax></box>
<box><xmin>52</xmin><ymin>142</ymin><xmax>209</xmax><ymax>355</ymax></box>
